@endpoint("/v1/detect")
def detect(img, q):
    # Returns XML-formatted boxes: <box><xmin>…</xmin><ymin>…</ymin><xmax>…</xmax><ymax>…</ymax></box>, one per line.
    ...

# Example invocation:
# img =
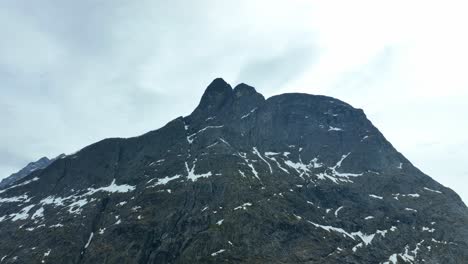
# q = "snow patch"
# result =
<box><xmin>369</xmin><ymin>194</ymin><xmax>383</xmax><ymax>200</ymax></box>
<box><xmin>238</xmin><ymin>170</ymin><xmax>247</xmax><ymax>178</ymax></box>
<box><xmin>187</xmin><ymin>126</ymin><xmax>224</xmax><ymax>144</ymax></box>
<box><xmin>206</xmin><ymin>141</ymin><xmax>218</xmax><ymax>148</ymax></box>
<box><xmin>185</xmin><ymin>161</ymin><xmax>212</xmax><ymax>182</ymax></box>
<box><xmin>233</xmin><ymin>203</ymin><xmax>252</xmax><ymax>211</ymax></box>
<box><xmin>252</xmin><ymin>147</ymin><xmax>272</xmax><ymax>173</ymax></box>
<box><xmin>84</xmin><ymin>232</ymin><xmax>94</xmax><ymax>249</ymax></box>
<box><xmin>316</xmin><ymin>153</ymin><xmax>362</xmax><ymax>183</ymax></box>
<box><xmin>423</xmin><ymin>187</ymin><xmax>442</xmax><ymax>194</ymax></box>
<box><xmin>148</xmin><ymin>175</ymin><xmax>181</xmax><ymax>187</ymax></box>
<box><xmin>240</xmin><ymin>108</ymin><xmax>257</xmax><ymax>119</ymax></box>
<box><xmin>283</xmin><ymin>157</ymin><xmax>314</xmax><ymax>179</ymax></box>
<box><xmin>328</xmin><ymin>126</ymin><xmax>343</xmax><ymax>131</ymax></box>
<box><xmin>0</xmin><ymin>177</ymin><xmax>39</xmax><ymax>194</ymax></box>
<box><xmin>265</xmin><ymin>154</ymin><xmax>289</xmax><ymax>174</ymax></box>
<box><xmin>351</xmin><ymin>231</ymin><xmax>375</xmax><ymax>245</ymax></box>
<box><xmin>31</xmin><ymin>207</ymin><xmax>44</xmax><ymax>220</ymax></box>
<box><xmin>10</xmin><ymin>204</ymin><xmax>35</xmax><ymax>221</ymax></box>
<box><xmin>307</xmin><ymin>221</ymin><xmax>355</xmax><ymax>240</ymax></box>
<box><xmin>334</xmin><ymin>206</ymin><xmax>344</xmax><ymax>217</ymax></box>
<box><xmin>382</xmin><ymin>241</ymin><xmax>425</xmax><ymax>264</ymax></box>
<box><xmin>218</xmin><ymin>137</ymin><xmax>231</xmax><ymax>146</ymax></box>
<box><xmin>0</xmin><ymin>195</ymin><xmax>30</xmax><ymax>203</ymax></box>
<box><xmin>237</xmin><ymin>152</ymin><xmax>261</xmax><ymax>181</ymax></box>
<box><xmin>331</xmin><ymin>153</ymin><xmax>362</xmax><ymax>178</ymax></box>
<box><xmin>405</xmin><ymin>208</ymin><xmax>418</xmax><ymax>213</ymax></box>
<box><xmin>422</xmin><ymin>227</ymin><xmax>435</xmax><ymax>233</ymax></box>
<box><xmin>85</xmin><ymin>179</ymin><xmax>135</xmax><ymax>194</ymax></box>
<box><xmin>211</xmin><ymin>249</ymin><xmax>226</xmax><ymax>257</ymax></box>
<box><xmin>68</xmin><ymin>199</ymin><xmax>91</xmax><ymax>214</ymax></box>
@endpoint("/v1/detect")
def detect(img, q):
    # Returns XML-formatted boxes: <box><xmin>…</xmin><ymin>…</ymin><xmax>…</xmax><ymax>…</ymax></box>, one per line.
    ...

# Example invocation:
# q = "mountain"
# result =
<box><xmin>0</xmin><ymin>154</ymin><xmax>65</xmax><ymax>189</ymax></box>
<box><xmin>0</xmin><ymin>78</ymin><xmax>467</xmax><ymax>263</ymax></box>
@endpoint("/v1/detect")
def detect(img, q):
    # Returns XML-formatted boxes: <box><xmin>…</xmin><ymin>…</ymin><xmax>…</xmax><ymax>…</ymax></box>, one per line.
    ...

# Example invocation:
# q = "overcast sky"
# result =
<box><xmin>1</xmin><ymin>0</ymin><xmax>467</xmax><ymax>203</ymax></box>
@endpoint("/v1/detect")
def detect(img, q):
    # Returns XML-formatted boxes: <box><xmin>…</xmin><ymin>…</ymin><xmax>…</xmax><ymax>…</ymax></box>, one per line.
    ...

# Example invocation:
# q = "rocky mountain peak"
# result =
<box><xmin>192</xmin><ymin>78</ymin><xmax>233</xmax><ymax>114</ymax></box>
<box><xmin>0</xmin><ymin>79</ymin><xmax>467</xmax><ymax>263</ymax></box>
<box><xmin>233</xmin><ymin>83</ymin><xmax>259</xmax><ymax>97</ymax></box>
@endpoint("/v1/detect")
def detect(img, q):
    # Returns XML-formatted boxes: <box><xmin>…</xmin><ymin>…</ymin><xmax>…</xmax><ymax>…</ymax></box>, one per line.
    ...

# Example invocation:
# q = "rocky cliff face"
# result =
<box><xmin>0</xmin><ymin>79</ymin><xmax>467</xmax><ymax>264</ymax></box>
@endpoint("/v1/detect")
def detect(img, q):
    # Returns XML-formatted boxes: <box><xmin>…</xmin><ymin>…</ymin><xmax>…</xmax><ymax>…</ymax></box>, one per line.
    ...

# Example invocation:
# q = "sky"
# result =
<box><xmin>1</xmin><ymin>0</ymin><xmax>467</xmax><ymax>203</ymax></box>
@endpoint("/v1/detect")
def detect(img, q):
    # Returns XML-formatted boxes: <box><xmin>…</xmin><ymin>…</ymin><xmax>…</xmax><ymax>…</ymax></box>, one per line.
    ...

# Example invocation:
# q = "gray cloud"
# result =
<box><xmin>0</xmin><ymin>0</ymin><xmax>316</xmax><ymax>178</ymax></box>
<box><xmin>1</xmin><ymin>1</ymin><xmax>466</xmax><ymax>205</ymax></box>
<box><xmin>0</xmin><ymin>149</ymin><xmax>31</xmax><ymax>170</ymax></box>
<box><xmin>236</xmin><ymin>45</ymin><xmax>316</xmax><ymax>92</ymax></box>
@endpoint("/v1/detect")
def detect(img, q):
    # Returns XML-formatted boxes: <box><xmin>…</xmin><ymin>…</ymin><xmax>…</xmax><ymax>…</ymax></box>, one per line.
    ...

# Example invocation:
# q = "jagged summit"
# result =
<box><xmin>193</xmin><ymin>78</ymin><xmax>232</xmax><ymax>114</ymax></box>
<box><xmin>233</xmin><ymin>83</ymin><xmax>259</xmax><ymax>97</ymax></box>
<box><xmin>191</xmin><ymin>79</ymin><xmax>265</xmax><ymax>122</ymax></box>
<box><xmin>0</xmin><ymin>79</ymin><xmax>467</xmax><ymax>263</ymax></box>
<box><xmin>201</xmin><ymin>78</ymin><xmax>261</xmax><ymax>98</ymax></box>
<box><xmin>0</xmin><ymin>154</ymin><xmax>65</xmax><ymax>189</ymax></box>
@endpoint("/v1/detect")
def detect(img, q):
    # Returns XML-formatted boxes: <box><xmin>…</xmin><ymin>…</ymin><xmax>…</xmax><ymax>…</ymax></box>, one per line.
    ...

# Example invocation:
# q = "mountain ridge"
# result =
<box><xmin>0</xmin><ymin>78</ymin><xmax>466</xmax><ymax>263</ymax></box>
<box><xmin>0</xmin><ymin>154</ymin><xmax>65</xmax><ymax>189</ymax></box>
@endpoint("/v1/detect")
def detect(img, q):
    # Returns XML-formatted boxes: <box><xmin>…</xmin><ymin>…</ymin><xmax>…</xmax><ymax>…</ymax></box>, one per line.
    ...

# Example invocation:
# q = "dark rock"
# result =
<box><xmin>0</xmin><ymin>79</ymin><xmax>466</xmax><ymax>264</ymax></box>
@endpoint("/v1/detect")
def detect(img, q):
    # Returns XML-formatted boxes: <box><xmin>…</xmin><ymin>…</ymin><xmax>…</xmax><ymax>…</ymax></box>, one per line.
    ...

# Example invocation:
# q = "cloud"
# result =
<box><xmin>0</xmin><ymin>0</ymin><xmax>317</xmax><ymax>175</ymax></box>
<box><xmin>235</xmin><ymin>45</ymin><xmax>317</xmax><ymax>92</ymax></box>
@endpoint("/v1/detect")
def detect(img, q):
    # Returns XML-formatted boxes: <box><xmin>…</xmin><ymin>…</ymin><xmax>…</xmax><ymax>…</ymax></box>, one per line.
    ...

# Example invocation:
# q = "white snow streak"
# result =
<box><xmin>423</xmin><ymin>187</ymin><xmax>442</xmax><ymax>194</ymax></box>
<box><xmin>148</xmin><ymin>175</ymin><xmax>181</xmax><ymax>187</ymax></box>
<box><xmin>31</xmin><ymin>207</ymin><xmax>44</xmax><ymax>220</ymax></box>
<box><xmin>211</xmin><ymin>249</ymin><xmax>226</xmax><ymax>256</ymax></box>
<box><xmin>187</xmin><ymin>126</ymin><xmax>224</xmax><ymax>144</ymax></box>
<box><xmin>233</xmin><ymin>203</ymin><xmax>252</xmax><ymax>211</ymax></box>
<box><xmin>85</xmin><ymin>179</ymin><xmax>135</xmax><ymax>195</ymax></box>
<box><xmin>328</xmin><ymin>126</ymin><xmax>343</xmax><ymax>131</ymax></box>
<box><xmin>185</xmin><ymin>161</ymin><xmax>212</xmax><ymax>182</ymax></box>
<box><xmin>0</xmin><ymin>195</ymin><xmax>30</xmax><ymax>203</ymax></box>
<box><xmin>252</xmin><ymin>147</ymin><xmax>272</xmax><ymax>173</ymax></box>
<box><xmin>334</xmin><ymin>206</ymin><xmax>344</xmax><ymax>217</ymax></box>
<box><xmin>84</xmin><ymin>232</ymin><xmax>94</xmax><ymax>249</ymax></box>
<box><xmin>10</xmin><ymin>204</ymin><xmax>35</xmax><ymax>221</ymax></box>
<box><xmin>240</xmin><ymin>108</ymin><xmax>257</xmax><ymax>119</ymax></box>
<box><xmin>369</xmin><ymin>194</ymin><xmax>383</xmax><ymax>200</ymax></box>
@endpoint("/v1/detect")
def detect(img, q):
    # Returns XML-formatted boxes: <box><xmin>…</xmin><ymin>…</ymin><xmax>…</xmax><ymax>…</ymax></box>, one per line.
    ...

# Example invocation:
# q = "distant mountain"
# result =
<box><xmin>0</xmin><ymin>79</ymin><xmax>466</xmax><ymax>263</ymax></box>
<box><xmin>0</xmin><ymin>154</ymin><xmax>65</xmax><ymax>189</ymax></box>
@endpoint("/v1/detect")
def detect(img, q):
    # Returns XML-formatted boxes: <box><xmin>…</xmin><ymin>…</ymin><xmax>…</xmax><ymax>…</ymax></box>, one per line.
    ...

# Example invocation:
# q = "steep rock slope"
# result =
<box><xmin>0</xmin><ymin>79</ymin><xmax>467</xmax><ymax>264</ymax></box>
